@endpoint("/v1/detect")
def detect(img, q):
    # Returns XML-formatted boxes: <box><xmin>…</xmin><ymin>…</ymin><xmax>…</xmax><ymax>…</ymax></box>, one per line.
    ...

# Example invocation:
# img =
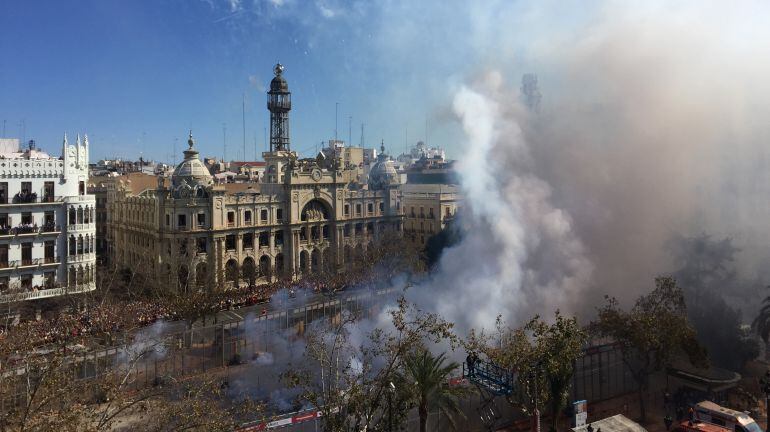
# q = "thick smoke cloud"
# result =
<box><xmin>405</xmin><ymin>1</ymin><xmax>770</xmax><ymax>333</ymax></box>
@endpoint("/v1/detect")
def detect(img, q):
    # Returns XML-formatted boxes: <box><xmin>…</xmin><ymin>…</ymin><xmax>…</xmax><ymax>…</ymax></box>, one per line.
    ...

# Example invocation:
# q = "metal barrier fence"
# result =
<box><xmin>0</xmin><ymin>288</ymin><xmax>393</xmax><ymax>413</ymax></box>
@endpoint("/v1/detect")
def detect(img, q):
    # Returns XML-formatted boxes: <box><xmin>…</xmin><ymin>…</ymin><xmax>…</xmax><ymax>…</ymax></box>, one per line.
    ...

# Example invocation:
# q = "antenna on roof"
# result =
<box><xmin>242</xmin><ymin>93</ymin><xmax>246</xmax><ymax>162</ymax></box>
<box><xmin>360</xmin><ymin>123</ymin><xmax>365</xmax><ymax>148</ymax></box>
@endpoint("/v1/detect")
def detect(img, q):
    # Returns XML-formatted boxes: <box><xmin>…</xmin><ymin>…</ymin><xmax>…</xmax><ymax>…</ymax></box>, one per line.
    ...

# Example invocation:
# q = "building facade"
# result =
<box><xmin>106</xmin><ymin>64</ymin><xmax>404</xmax><ymax>289</ymax></box>
<box><xmin>401</xmin><ymin>184</ymin><xmax>461</xmax><ymax>246</ymax></box>
<box><xmin>0</xmin><ymin>136</ymin><xmax>97</xmax><ymax>304</ymax></box>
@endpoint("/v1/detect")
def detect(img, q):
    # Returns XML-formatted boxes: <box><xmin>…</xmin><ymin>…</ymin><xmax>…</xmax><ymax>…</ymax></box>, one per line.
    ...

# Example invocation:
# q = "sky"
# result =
<box><xmin>0</xmin><ymin>0</ymin><xmax>554</xmax><ymax>164</ymax></box>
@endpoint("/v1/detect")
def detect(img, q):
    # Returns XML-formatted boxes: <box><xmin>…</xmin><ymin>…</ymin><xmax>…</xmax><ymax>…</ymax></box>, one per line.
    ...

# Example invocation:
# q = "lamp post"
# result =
<box><xmin>388</xmin><ymin>381</ymin><xmax>396</xmax><ymax>432</ymax></box>
<box><xmin>761</xmin><ymin>370</ymin><xmax>770</xmax><ymax>430</ymax></box>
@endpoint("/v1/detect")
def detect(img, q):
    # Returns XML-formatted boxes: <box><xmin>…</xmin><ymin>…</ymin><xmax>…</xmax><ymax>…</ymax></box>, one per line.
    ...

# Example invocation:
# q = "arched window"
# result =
<box><xmin>225</xmin><ymin>259</ymin><xmax>239</xmax><ymax>284</ymax></box>
<box><xmin>69</xmin><ymin>235</ymin><xmax>76</xmax><ymax>256</ymax></box>
<box><xmin>77</xmin><ymin>235</ymin><xmax>83</xmax><ymax>255</ymax></box>
<box><xmin>77</xmin><ymin>207</ymin><xmax>83</xmax><ymax>225</ymax></box>
<box><xmin>69</xmin><ymin>208</ymin><xmax>76</xmax><ymax>225</ymax></box>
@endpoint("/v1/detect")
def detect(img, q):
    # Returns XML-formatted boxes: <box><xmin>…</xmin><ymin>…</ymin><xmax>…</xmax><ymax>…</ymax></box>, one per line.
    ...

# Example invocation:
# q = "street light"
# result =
<box><xmin>388</xmin><ymin>381</ymin><xmax>396</xmax><ymax>432</ymax></box>
<box><xmin>760</xmin><ymin>370</ymin><xmax>770</xmax><ymax>429</ymax></box>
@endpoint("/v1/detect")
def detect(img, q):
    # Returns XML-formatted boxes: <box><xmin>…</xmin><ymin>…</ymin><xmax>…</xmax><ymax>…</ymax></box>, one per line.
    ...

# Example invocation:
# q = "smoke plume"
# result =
<box><xmin>406</xmin><ymin>1</ymin><xmax>770</xmax><ymax>334</ymax></box>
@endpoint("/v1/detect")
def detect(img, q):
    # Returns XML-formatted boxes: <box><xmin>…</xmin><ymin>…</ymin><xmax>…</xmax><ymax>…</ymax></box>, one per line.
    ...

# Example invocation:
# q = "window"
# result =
<box><xmin>445</xmin><ymin>207</ymin><xmax>451</xmax><ymax>217</ymax></box>
<box><xmin>0</xmin><ymin>183</ymin><xmax>6</xmax><ymax>204</ymax></box>
<box><xmin>259</xmin><ymin>232</ymin><xmax>269</xmax><ymax>247</ymax></box>
<box><xmin>355</xmin><ymin>223</ymin><xmax>363</xmax><ymax>235</ymax></box>
<box><xmin>420</xmin><ymin>206</ymin><xmax>425</xmax><ymax>217</ymax></box>
<box><xmin>21</xmin><ymin>274</ymin><xmax>32</xmax><ymax>290</ymax></box>
<box><xmin>429</xmin><ymin>208</ymin><xmax>434</xmax><ymax>219</ymax></box>
<box><xmin>197</xmin><ymin>213</ymin><xmax>206</xmax><ymax>228</ymax></box>
<box><xmin>44</xmin><ymin>271</ymin><xmax>55</xmax><ymax>288</ymax></box>
<box><xmin>367</xmin><ymin>203</ymin><xmax>373</xmax><ymax>214</ymax></box>
<box><xmin>44</xmin><ymin>211</ymin><xmax>54</xmax><ymax>228</ymax></box>
<box><xmin>21</xmin><ymin>243</ymin><xmax>32</xmax><ymax>265</ymax></box>
<box><xmin>245</xmin><ymin>210</ymin><xmax>252</xmax><ymax>224</ymax></box>
<box><xmin>177</xmin><ymin>214</ymin><xmax>186</xmax><ymax>228</ymax></box>
<box><xmin>322</xmin><ymin>225</ymin><xmax>329</xmax><ymax>239</ymax></box>
<box><xmin>276</xmin><ymin>208</ymin><xmax>283</xmax><ymax>222</ymax></box>
<box><xmin>275</xmin><ymin>230</ymin><xmax>283</xmax><ymax>246</ymax></box>
<box><xmin>196</xmin><ymin>238</ymin><xmax>207</xmax><ymax>254</ymax></box>
<box><xmin>356</xmin><ymin>204</ymin><xmax>362</xmax><ymax>216</ymax></box>
<box><xmin>0</xmin><ymin>276</ymin><xmax>8</xmax><ymax>291</ymax></box>
<box><xmin>44</xmin><ymin>241</ymin><xmax>54</xmax><ymax>262</ymax></box>
<box><xmin>410</xmin><ymin>206</ymin><xmax>415</xmax><ymax>217</ymax></box>
<box><xmin>21</xmin><ymin>212</ymin><xmax>32</xmax><ymax>225</ymax></box>
<box><xmin>243</xmin><ymin>233</ymin><xmax>254</xmax><ymax>249</ymax></box>
<box><xmin>225</xmin><ymin>235</ymin><xmax>236</xmax><ymax>251</ymax></box>
<box><xmin>0</xmin><ymin>213</ymin><xmax>8</xmax><ymax>229</ymax></box>
<box><xmin>344</xmin><ymin>225</ymin><xmax>350</xmax><ymax>237</ymax></box>
<box><xmin>260</xmin><ymin>209</ymin><xmax>268</xmax><ymax>222</ymax></box>
<box><xmin>166</xmin><ymin>214</ymin><xmax>170</xmax><ymax>226</ymax></box>
<box><xmin>344</xmin><ymin>204</ymin><xmax>350</xmax><ymax>216</ymax></box>
<box><xmin>178</xmin><ymin>239</ymin><xmax>187</xmax><ymax>255</ymax></box>
<box><xmin>43</xmin><ymin>181</ymin><xmax>54</xmax><ymax>202</ymax></box>
<box><xmin>227</xmin><ymin>211</ymin><xmax>235</xmax><ymax>227</ymax></box>
<box><xmin>21</xmin><ymin>182</ymin><xmax>32</xmax><ymax>194</ymax></box>
<box><xmin>379</xmin><ymin>202</ymin><xmax>384</xmax><ymax>213</ymax></box>
<box><xmin>79</xmin><ymin>181</ymin><xmax>85</xmax><ymax>195</ymax></box>
<box><xmin>0</xmin><ymin>245</ymin><xmax>7</xmax><ymax>267</ymax></box>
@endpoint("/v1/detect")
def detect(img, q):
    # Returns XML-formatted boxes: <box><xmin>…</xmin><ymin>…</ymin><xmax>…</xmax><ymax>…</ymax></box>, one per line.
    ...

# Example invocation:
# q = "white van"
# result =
<box><xmin>694</xmin><ymin>401</ymin><xmax>763</xmax><ymax>432</ymax></box>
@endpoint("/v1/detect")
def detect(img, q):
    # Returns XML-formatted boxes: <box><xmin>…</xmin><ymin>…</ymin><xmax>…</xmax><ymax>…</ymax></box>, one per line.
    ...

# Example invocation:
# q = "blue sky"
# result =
<box><xmin>0</xmin><ymin>0</ymin><xmax>598</xmax><ymax>163</ymax></box>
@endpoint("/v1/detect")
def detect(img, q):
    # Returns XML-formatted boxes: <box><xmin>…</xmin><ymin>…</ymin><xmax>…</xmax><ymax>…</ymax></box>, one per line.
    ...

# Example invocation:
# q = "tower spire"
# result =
<box><xmin>267</xmin><ymin>63</ymin><xmax>291</xmax><ymax>152</ymax></box>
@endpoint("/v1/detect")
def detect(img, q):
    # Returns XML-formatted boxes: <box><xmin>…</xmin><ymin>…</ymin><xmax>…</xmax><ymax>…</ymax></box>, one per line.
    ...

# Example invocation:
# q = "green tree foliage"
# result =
<box><xmin>397</xmin><ymin>348</ymin><xmax>467</xmax><ymax>432</ymax></box>
<box><xmin>468</xmin><ymin>311</ymin><xmax>586</xmax><ymax>431</ymax></box>
<box><xmin>592</xmin><ymin>276</ymin><xmax>707</xmax><ymax>422</ymax></box>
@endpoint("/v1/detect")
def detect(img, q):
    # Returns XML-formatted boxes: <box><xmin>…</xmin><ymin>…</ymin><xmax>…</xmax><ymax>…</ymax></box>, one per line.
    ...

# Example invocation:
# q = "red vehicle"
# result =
<box><xmin>676</xmin><ymin>420</ymin><xmax>732</xmax><ymax>432</ymax></box>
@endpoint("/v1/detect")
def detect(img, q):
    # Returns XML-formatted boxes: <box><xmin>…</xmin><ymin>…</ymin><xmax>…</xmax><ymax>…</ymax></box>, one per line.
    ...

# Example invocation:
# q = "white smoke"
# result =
<box><xmin>408</xmin><ymin>73</ymin><xmax>593</xmax><ymax>334</ymax></box>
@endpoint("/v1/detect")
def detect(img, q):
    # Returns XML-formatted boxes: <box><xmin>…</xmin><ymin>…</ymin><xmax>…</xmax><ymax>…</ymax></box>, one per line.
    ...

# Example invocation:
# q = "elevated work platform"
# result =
<box><xmin>463</xmin><ymin>359</ymin><xmax>515</xmax><ymax>396</ymax></box>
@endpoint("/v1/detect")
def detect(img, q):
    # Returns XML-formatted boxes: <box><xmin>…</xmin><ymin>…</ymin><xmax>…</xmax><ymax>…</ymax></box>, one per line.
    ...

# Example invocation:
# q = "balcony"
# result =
<box><xmin>68</xmin><ymin>252</ymin><xmax>96</xmax><ymax>263</ymax></box>
<box><xmin>0</xmin><ymin>281</ymin><xmax>96</xmax><ymax>303</ymax></box>
<box><xmin>15</xmin><ymin>225</ymin><xmax>38</xmax><ymax>235</ymax></box>
<box><xmin>66</xmin><ymin>222</ymin><xmax>95</xmax><ymax>232</ymax></box>
<box><xmin>13</xmin><ymin>192</ymin><xmax>38</xmax><ymax>204</ymax></box>
<box><xmin>40</xmin><ymin>224</ymin><xmax>60</xmax><ymax>233</ymax></box>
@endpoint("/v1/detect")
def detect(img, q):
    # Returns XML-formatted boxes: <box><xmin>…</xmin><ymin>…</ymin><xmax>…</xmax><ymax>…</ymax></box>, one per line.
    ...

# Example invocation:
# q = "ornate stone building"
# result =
<box><xmin>106</xmin><ymin>64</ymin><xmax>404</xmax><ymax>288</ymax></box>
<box><xmin>0</xmin><ymin>136</ymin><xmax>97</xmax><ymax>305</ymax></box>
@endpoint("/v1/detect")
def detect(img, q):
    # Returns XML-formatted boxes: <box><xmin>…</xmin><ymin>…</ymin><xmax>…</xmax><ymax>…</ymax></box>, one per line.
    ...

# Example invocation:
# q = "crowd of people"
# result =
<box><xmin>0</xmin><ymin>274</ymin><xmax>379</xmax><ymax>350</ymax></box>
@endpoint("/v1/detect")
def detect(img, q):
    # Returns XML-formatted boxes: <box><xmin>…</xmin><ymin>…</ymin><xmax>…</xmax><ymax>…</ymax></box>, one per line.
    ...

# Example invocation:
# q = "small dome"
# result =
<box><xmin>270</xmin><ymin>63</ymin><xmax>289</xmax><ymax>92</ymax></box>
<box><xmin>172</xmin><ymin>131</ymin><xmax>213</xmax><ymax>189</ymax></box>
<box><xmin>368</xmin><ymin>142</ymin><xmax>400</xmax><ymax>190</ymax></box>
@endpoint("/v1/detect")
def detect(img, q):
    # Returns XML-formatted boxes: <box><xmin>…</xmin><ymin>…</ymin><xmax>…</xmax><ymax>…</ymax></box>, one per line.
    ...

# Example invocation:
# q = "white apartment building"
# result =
<box><xmin>0</xmin><ymin>135</ymin><xmax>96</xmax><ymax>305</ymax></box>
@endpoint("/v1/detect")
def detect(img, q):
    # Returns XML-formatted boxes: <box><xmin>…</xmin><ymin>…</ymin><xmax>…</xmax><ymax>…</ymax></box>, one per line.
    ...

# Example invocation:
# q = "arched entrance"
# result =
<box><xmin>311</xmin><ymin>249</ymin><xmax>320</xmax><ymax>272</ymax></box>
<box><xmin>178</xmin><ymin>265</ymin><xmax>189</xmax><ymax>291</ymax></box>
<box><xmin>242</xmin><ymin>257</ymin><xmax>257</xmax><ymax>286</ymax></box>
<box><xmin>323</xmin><ymin>248</ymin><xmax>334</xmax><ymax>273</ymax></box>
<box><xmin>225</xmin><ymin>259</ymin><xmax>238</xmax><ymax>285</ymax></box>
<box><xmin>196</xmin><ymin>262</ymin><xmax>208</xmax><ymax>287</ymax></box>
<box><xmin>259</xmin><ymin>255</ymin><xmax>271</xmax><ymax>278</ymax></box>
<box><xmin>299</xmin><ymin>250</ymin><xmax>309</xmax><ymax>274</ymax></box>
<box><xmin>275</xmin><ymin>253</ymin><xmax>284</xmax><ymax>277</ymax></box>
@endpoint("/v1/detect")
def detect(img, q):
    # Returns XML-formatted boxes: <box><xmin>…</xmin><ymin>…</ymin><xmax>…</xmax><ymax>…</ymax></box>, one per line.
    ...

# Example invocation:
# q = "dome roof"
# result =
<box><xmin>172</xmin><ymin>131</ymin><xmax>213</xmax><ymax>189</ymax></box>
<box><xmin>270</xmin><ymin>63</ymin><xmax>289</xmax><ymax>92</ymax></box>
<box><xmin>368</xmin><ymin>142</ymin><xmax>400</xmax><ymax>190</ymax></box>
